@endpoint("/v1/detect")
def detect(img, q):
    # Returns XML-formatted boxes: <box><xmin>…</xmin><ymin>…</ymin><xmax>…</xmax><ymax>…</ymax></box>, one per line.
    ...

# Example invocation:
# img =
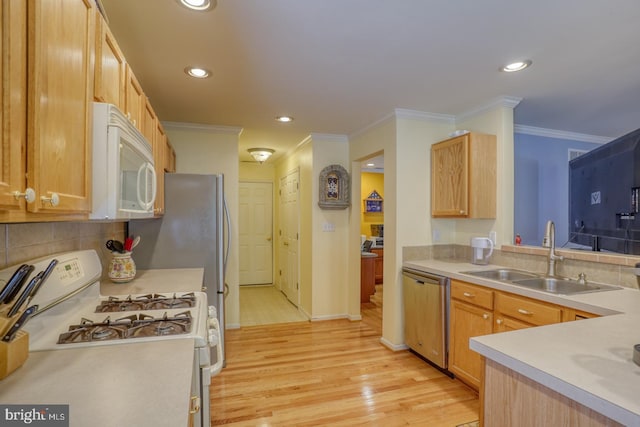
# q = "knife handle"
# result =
<box><xmin>7</xmin><ymin>271</ymin><xmax>42</xmax><ymax>318</ymax></box>
<box><xmin>2</xmin><ymin>305</ymin><xmax>37</xmax><ymax>342</ymax></box>
<box><xmin>1</xmin><ymin>264</ymin><xmax>33</xmax><ymax>304</ymax></box>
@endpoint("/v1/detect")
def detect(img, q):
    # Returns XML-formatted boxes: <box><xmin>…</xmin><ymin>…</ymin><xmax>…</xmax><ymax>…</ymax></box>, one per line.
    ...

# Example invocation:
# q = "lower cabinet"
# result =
<box><xmin>371</xmin><ymin>248</ymin><xmax>383</xmax><ymax>284</ymax></box>
<box><xmin>449</xmin><ymin>279</ymin><xmax>597</xmax><ymax>390</ymax></box>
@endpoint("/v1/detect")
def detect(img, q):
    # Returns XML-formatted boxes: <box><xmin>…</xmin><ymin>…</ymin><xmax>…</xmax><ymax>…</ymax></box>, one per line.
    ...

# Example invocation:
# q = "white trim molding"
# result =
<box><xmin>514</xmin><ymin>124</ymin><xmax>612</xmax><ymax>144</ymax></box>
<box><xmin>456</xmin><ymin>95</ymin><xmax>523</xmax><ymax>123</ymax></box>
<box><xmin>162</xmin><ymin>121</ymin><xmax>243</xmax><ymax>135</ymax></box>
<box><xmin>394</xmin><ymin>108</ymin><xmax>455</xmax><ymax>123</ymax></box>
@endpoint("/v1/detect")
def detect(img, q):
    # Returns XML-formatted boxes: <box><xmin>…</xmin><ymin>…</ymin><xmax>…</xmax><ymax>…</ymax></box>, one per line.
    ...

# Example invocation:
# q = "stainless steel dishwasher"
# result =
<box><xmin>402</xmin><ymin>267</ymin><xmax>450</xmax><ymax>374</ymax></box>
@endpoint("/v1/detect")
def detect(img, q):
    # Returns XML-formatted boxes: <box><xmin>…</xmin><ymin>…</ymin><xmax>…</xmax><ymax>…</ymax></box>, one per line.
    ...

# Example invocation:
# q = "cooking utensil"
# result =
<box><xmin>0</xmin><ymin>265</ymin><xmax>34</xmax><ymax>305</ymax></box>
<box><xmin>2</xmin><ymin>304</ymin><xmax>38</xmax><ymax>342</ymax></box>
<box><xmin>131</xmin><ymin>235</ymin><xmax>141</xmax><ymax>249</ymax></box>
<box><xmin>106</xmin><ymin>239</ymin><xmax>125</xmax><ymax>253</ymax></box>
<box><xmin>124</xmin><ymin>236</ymin><xmax>133</xmax><ymax>252</ymax></box>
<box><xmin>7</xmin><ymin>271</ymin><xmax>43</xmax><ymax>318</ymax></box>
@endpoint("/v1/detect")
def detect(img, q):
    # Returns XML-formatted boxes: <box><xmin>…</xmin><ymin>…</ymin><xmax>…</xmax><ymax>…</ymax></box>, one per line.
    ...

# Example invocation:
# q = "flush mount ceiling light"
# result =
<box><xmin>184</xmin><ymin>66</ymin><xmax>211</xmax><ymax>79</ymax></box>
<box><xmin>177</xmin><ymin>0</ymin><xmax>216</xmax><ymax>11</ymax></box>
<box><xmin>248</xmin><ymin>148</ymin><xmax>275</xmax><ymax>163</ymax></box>
<box><xmin>275</xmin><ymin>116</ymin><xmax>293</xmax><ymax>123</ymax></box>
<box><xmin>500</xmin><ymin>60</ymin><xmax>532</xmax><ymax>72</ymax></box>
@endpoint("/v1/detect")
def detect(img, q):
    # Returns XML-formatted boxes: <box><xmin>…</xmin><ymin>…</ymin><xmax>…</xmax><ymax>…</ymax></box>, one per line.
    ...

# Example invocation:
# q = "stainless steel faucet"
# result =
<box><xmin>542</xmin><ymin>220</ymin><xmax>563</xmax><ymax>277</ymax></box>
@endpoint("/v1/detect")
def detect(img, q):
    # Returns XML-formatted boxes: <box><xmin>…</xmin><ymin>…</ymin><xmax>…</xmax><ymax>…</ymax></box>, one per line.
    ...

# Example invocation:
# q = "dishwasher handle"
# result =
<box><xmin>402</xmin><ymin>268</ymin><xmax>447</xmax><ymax>286</ymax></box>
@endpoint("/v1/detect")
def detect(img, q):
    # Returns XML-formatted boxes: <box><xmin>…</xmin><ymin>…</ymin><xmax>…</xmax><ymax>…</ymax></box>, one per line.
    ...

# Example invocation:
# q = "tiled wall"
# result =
<box><xmin>0</xmin><ymin>222</ymin><xmax>127</xmax><ymax>278</ymax></box>
<box><xmin>403</xmin><ymin>244</ymin><xmax>640</xmax><ymax>289</ymax></box>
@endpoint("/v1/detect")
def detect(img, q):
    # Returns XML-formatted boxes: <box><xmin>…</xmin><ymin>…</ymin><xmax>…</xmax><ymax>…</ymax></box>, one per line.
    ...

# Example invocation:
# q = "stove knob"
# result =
<box><xmin>208</xmin><ymin>305</ymin><xmax>217</xmax><ymax>318</ymax></box>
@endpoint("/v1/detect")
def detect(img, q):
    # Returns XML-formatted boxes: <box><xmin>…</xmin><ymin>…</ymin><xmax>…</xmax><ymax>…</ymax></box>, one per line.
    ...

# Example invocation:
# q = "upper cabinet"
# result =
<box><xmin>94</xmin><ymin>10</ymin><xmax>125</xmax><ymax>110</ymax></box>
<box><xmin>26</xmin><ymin>0</ymin><xmax>94</xmax><ymax>215</ymax></box>
<box><xmin>2</xmin><ymin>0</ymin><xmax>94</xmax><ymax>217</ymax></box>
<box><xmin>125</xmin><ymin>64</ymin><xmax>144</xmax><ymax>131</ymax></box>
<box><xmin>431</xmin><ymin>132</ymin><xmax>496</xmax><ymax>218</ymax></box>
<box><xmin>153</xmin><ymin>120</ymin><xmax>166</xmax><ymax>216</ymax></box>
<box><xmin>0</xmin><ymin>0</ymin><xmax>27</xmax><ymax>211</ymax></box>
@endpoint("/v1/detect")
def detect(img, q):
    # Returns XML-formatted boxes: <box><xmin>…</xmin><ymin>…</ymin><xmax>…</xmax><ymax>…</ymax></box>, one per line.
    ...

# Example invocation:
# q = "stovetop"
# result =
<box><xmin>95</xmin><ymin>293</ymin><xmax>196</xmax><ymax>312</ymax></box>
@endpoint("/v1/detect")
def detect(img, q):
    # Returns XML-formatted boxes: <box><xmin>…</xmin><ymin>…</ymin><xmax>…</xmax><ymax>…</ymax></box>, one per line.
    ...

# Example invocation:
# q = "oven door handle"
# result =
<box><xmin>209</xmin><ymin>317</ymin><xmax>224</xmax><ymax>376</ymax></box>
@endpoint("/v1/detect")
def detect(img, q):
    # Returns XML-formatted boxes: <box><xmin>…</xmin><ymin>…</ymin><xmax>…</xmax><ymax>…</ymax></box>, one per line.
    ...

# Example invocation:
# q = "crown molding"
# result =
<box><xmin>309</xmin><ymin>133</ymin><xmax>349</xmax><ymax>143</ymax></box>
<box><xmin>514</xmin><ymin>124</ymin><xmax>612</xmax><ymax>144</ymax></box>
<box><xmin>349</xmin><ymin>111</ymin><xmax>396</xmax><ymax>139</ymax></box>
<box><xmin>394</xmin><ymin>108</ymin><xmax>455</xmax><ymax>123</ymax></box>
<box><xmin>162</xmin><ymin>121</ymin><xmax>243</xmax><ymax>135</ymax></box>
<box><xmin>456</xmin><ymin>96</ymin><xmax>523</xmax><ymax>123</ymax></box>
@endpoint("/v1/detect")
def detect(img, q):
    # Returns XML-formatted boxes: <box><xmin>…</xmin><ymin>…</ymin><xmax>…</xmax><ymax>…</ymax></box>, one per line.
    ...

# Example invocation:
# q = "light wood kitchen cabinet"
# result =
<box><xmin>371</xmin><ymin>247</ymin><xmax>384</xmax><ymax>284</ymax></box>
<box><xmin>94</xmin><ymin>10</ymin><xmax>125</xmax><ymax>110</ymax></box>
<box><xmin>431</xmin><ymin>132</ymin><xmax>496</xmax><ymax>218</ymax></box>
<box><xmin>165</xmin><ymin>139</ymin><xmax>177</xmax><ymax>172</ymax></box>
<box><xmin>449</xmin><ymin>281</ymin><xmax>494</xmax><ymax>389</ymax></box>
<box><xmin>125</xmin><ymin>63</ymin><xmax>144</xmax><ymax>131</ymax></box>
<box><xmin>0</xmin><ymin>0</ymin><xmax>27</xmax><ymax>211</ymax></box>
<box><xmin>24</xmin><ymin>0</ymin><xmax>94</xmax><ymax>216</ymax></box>
<box><xmin>449</xmin><ymin>278</ymin><xmax>599</xmax><ymax>390</ymax></box>
<box><xmin>154</xmin><ymin>120</ymin><xmax>167</xmax><ymax>215</ymax></box>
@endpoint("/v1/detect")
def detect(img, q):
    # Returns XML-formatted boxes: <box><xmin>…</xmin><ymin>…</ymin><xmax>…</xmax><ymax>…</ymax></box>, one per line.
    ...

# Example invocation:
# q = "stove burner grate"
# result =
<box><xmin>95</xmin><ymin>293</ymin><xmax>197</xmax><ymax>313</ymax></box>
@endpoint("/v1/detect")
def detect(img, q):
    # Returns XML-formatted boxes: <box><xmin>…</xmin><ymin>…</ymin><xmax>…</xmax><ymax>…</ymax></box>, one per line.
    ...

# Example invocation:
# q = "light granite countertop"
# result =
<box><xmin>100</xmin><ymin>268</ymin><xmax>204</xmax><ymax>295</ymax></box>
<box><xmin>403</xmin><ymin>259</ymin><xmax>640</xmax><ymax>426</ymax></box>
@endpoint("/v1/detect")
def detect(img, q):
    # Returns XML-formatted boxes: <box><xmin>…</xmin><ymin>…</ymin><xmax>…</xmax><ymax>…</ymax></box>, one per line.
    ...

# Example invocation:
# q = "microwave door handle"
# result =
<box><xmin>136</xmin><ymin>162</ymin><xmax>157</xmax><ymax>210</ymax></box>
<box><xmin>147</xmin><ymin>162</ymin><xmax>157</xmax><ymax>208</ymax></box>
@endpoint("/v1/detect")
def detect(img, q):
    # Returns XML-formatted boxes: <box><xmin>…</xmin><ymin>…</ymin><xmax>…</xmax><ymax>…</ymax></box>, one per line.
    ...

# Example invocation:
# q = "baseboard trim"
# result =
<box><xmin>380</xmin><ymin>337</ymin><xmax>409</xmax><ymax>351</ymax></box>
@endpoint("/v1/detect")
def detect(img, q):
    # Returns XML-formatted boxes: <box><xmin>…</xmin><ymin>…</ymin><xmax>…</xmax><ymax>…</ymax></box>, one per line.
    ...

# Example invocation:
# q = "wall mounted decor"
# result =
<box><xmin>318</xmin><ymin>164</ymin><xmax>350</xmax><ymax>210</ymax></box>
<box><xmin>364</xmin><ymin>189</ymin><xmax>383</xmax><ymax>213</ymax></box>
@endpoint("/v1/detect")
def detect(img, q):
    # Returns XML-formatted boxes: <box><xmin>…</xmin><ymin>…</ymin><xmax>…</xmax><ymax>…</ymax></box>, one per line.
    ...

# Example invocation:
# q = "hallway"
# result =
<box><xmin>239</xmin><ymin>285</ymin><xmax>308</xmax><ymax>326</ymax></box>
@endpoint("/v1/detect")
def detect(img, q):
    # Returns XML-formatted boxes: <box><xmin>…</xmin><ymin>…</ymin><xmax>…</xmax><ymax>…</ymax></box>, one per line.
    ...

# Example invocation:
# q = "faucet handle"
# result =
<box><xmin>578</xmin><ymin>273</ymin><xmax>587</xmax><ymax>285</ymax></box>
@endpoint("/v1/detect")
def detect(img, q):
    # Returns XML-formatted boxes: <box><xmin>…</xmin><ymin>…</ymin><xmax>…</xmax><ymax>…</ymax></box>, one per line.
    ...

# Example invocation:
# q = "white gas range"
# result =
<box><xmin>2</xmin><ymin>250</ymin><xmax>219</xmax><ymax>427</ymax></box>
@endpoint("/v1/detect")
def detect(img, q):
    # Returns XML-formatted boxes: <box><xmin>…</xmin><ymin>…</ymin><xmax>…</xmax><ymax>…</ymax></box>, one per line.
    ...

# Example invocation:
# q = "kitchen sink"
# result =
<box><xmin>463</xmin><ymin>268</ymin><xmax>538</xmax><ymax>282</ymax></box>
<box><xmin>462</xmin><ymin>269</ymin><xmax>623</xmax><ymax>295</ymax></box>
<box><xmin>511</xmin><ymin>277</ymin><xmax>622</xmax><ymax>295</ymax></box>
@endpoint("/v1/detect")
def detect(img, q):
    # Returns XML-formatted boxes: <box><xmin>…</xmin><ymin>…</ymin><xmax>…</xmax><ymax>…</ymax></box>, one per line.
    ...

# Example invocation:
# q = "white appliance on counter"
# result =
<box><xmin>3</xmin><ymin>250</ymin><xmax>218</xmax><ymax>427</ymax></box>
<box><xmin>90</xmin><ymin>102</ymin><xmax>157</xmax><ymax>220</ymax></box>
<box><xmin>129</xmin><ymin>173</ymin><xmax>229</xmax><ymax>369</ymax></box>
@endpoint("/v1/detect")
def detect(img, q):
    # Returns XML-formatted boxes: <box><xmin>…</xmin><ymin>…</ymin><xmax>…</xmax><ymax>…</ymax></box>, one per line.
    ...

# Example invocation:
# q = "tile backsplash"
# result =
<box><xmin>0</xmin><ymin>221</ymin><xmax>127</xmax><ymax>278</ymax></box>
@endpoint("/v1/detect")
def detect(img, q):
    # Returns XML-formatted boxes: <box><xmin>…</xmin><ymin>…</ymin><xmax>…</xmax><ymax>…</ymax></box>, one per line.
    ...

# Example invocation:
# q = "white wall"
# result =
<box><xmin>163</xmin><ymin>122</ymin><xmax>242</xmax><ymax>328</ymax></box>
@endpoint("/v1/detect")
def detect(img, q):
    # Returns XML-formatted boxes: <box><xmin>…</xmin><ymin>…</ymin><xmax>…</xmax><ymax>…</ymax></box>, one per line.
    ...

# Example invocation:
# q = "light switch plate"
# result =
<box><xmin>489</xmin><ymin>231</ymin><xmax>497</xmax><ymax>245</ymax></box>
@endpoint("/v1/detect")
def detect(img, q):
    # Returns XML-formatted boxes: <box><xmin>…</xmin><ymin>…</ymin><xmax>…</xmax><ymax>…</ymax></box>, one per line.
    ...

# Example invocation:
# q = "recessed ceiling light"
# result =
<box><xmin>275</xmin><ymin>116</ymin><xmax>293</xmax><ymax>123</ymax></box>
<box><xmin>500</xmin><ymin>60</ymin><xmax>532</xmax><ymax>72</ymax></box>
<box><xmin>367</xmin><ymin>163</ymin><xmax>375</xmax><ymax>167</ymax></box>
<box><xmin>185</xmin><ymin>66</ymin><xmax>211</xmax><ymax>78</ymax></box>
<box><xmin>177</xmin><ymin>0</ymin><xmax>216</xmax><ymax>11</ymax></box>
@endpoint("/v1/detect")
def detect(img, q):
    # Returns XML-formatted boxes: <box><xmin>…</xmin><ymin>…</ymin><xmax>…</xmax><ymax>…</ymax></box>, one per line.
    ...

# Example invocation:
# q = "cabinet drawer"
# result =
<box><xmin>451</xmin><ymin>280</ymin><xmax>493</xmax><ymax>310</ymax></box>
<box><xmin>495</xmin><ymin>292</ymin><xmax>562</xmax><ymax>326</ymax></box>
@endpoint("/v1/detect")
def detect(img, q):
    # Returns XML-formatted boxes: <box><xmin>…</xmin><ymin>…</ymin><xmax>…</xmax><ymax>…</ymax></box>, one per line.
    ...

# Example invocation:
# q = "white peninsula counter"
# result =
<box><xmin>404</xmin><ymin>259</ymin><xmax>640</xmax><ymax>426</ymax></box>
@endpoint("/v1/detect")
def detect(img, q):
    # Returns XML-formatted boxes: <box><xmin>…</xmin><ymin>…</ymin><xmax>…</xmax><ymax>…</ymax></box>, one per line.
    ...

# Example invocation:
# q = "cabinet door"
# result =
<box><xmin>431</xmin><ymin>135</ymin><xmax>469</xmax><ymax>217</ymax></box>
<box><xmin>494</xmin><ymin>316</ymin><xmax>532</xmax><ymax>333</ymax></box>
<box><xmin>125</xmin><ymin>64</ymin><xmax>144</xmax><ymax>131</ymax></box>
<box><xmin>154</xmin><ymin>120</ymin><xmax>166</xmax><ymax>215</ymax></box>
<box><xmin>94</xmin><ymin>11</ymin><xmax>125</xmax><ymax>109</ymax></box>
<box><xmin>0</xmin><ymin>0</ymin><xmax>27</xmax><ymax>210</ymax></box>
<box><xmin>27</xmin><ymin>0</ymin><xmax>94</xmax><ymax>214</ymax></box>
<box><xmin>450</xmin><ymin>299</ymin><xmax>493</xmax><ymax>389</ymax></box>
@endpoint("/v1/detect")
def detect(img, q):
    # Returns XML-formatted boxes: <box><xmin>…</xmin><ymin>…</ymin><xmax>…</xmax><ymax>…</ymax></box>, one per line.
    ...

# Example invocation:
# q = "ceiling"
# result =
<box><xmin>100</xmin><ymin>0</ymin><xmax>640</xmax><ymax>164</ymax></box>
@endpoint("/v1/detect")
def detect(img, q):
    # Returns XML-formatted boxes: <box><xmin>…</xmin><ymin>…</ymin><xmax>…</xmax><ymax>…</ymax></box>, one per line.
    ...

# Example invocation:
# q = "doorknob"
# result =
<box><xmin>283</xmin><ymin>241</ymin><xmax>289</xmax><ymax>246</ymax></box>
<box><xmin>266</xmin><ymin>236</ymin><xmax>272</xmax><ymax>241</ymax></box>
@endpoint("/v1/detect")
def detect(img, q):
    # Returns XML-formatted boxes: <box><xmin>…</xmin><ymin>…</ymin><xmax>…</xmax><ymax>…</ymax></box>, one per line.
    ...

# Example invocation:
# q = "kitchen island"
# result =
<box><xmin>404</xmin><ymin>259</ymin><xmax>640</xmax><ymax>426</ymax></box>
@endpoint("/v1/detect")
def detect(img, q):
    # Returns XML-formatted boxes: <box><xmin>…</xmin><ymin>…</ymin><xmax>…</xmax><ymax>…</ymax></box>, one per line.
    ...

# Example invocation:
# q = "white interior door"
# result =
<box><xmin>239</xmin><ymin>182</ymin><xmax>273</xmax><ymax>285</ymax></box>
<box><xmin>279</xmin><ymin>170</ymin><xmax>299</xmax><ymax>305</ymax></box>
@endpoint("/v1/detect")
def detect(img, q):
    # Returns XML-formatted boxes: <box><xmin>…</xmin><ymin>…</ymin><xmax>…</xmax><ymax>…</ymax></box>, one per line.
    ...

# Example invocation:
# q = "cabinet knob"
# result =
<box><xmin>460</xmin><ymin>210</ymin><xmax>465</xmax><ymax>214</ymax></box>
<box><xmin>41</xmin><ymin>192</ymin><xmax>60</xmax><ymax>207</ymax></box>
<box><xmin>13</xmin><ymin>188</ymin><xmax>36</xmax><ymax>203</ymax></box>
<box><xmin>482</xmin><ymin>313</ymin><xmax>489</xmax><ymax>320</ymax></box>
<box><xmin>496</xmin><ymin>318</ymin><xmax>503</xmax><ymax>325</ymax></box>
<box><xmin>517</xmin><ymin>308</ymin><xmax>533</xmax><ymax>316</ymax></box>
<box><xmin>463</xmin><ymin>292</ymin><xmax>475</xmax><ymax>298</ymax></box>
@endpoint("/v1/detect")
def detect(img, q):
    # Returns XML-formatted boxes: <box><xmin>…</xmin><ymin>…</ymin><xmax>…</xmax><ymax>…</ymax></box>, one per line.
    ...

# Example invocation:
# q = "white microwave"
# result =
<box><xmin>90</xmin><ymin>103</ymin><xmax>156</xmax><ymax>220</ymax></box>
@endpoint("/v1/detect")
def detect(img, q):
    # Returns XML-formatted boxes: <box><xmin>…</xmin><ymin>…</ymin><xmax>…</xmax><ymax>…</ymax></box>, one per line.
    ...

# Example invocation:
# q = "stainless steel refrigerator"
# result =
<box><xmin>129</xmin><ymin>173</ymin><xmax>228</xmax><ymax>367</ymax></box>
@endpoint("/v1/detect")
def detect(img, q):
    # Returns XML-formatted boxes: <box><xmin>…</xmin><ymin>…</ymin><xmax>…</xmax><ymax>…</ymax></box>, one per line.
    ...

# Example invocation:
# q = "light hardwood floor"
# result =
<box><xmin>240</xmin><ymin>285</ymin><xmax>308</xmax><ymax>326</ymax></box>
<box><xmin>211</xmin><ymin>289</ymin><xmax>479</xmax><ymax>426</ymax></box>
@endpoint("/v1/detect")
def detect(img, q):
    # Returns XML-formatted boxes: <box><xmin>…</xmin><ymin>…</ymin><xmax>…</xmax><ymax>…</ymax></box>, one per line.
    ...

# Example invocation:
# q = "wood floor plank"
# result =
<box><xmin>211</xmin><ymin>299</ymin><xmax>478</xmax><ymax>426</ymax></box>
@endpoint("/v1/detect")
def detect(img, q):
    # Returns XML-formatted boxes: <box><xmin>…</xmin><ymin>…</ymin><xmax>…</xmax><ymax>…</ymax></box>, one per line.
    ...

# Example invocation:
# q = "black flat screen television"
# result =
<box><xmin>569</xmin><ymin>127</ymin><xmax>640</xmax><ymax>254</ymax></box>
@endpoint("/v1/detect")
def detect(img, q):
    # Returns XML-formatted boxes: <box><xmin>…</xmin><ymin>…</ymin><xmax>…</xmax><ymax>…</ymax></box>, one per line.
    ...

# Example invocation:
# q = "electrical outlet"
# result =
<box><xmin>489</xmin><ymin>231</ymin><xmax>497</xmax><ymax>245</ymax></box>
<box><xmin>433</xmin><ymin>229</ymin><xmax>441</xmax><ymax>242</ymax></box>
